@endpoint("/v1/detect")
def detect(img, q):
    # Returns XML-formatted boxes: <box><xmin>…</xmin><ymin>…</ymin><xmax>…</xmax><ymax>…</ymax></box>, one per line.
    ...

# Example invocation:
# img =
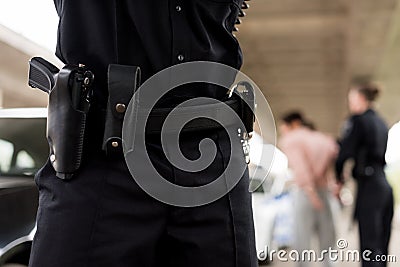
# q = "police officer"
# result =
<box><xmin>29</xmin><ymin>1</ymin><xmax>257</xmax><ymax>267</ymax></box>
<box><xmin>336</xmin><ymin>84</ymin><xmax>394</xmax><ymax>267</ymax></box>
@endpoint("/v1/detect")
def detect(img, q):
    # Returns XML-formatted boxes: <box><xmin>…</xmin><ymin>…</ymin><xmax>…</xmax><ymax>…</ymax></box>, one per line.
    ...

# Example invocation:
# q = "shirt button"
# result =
<box><xmin>177</xmin><ymin>54</ymin><xmax>184</xmax><ymax>61</ymax></box>
<box><xmin>176</xmin><ymin>5</ymin><xmax>182</xmax><ymax>12</ymax></box>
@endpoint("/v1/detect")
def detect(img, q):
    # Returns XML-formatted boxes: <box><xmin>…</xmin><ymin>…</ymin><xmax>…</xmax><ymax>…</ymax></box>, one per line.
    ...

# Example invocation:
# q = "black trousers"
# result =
<box><xmin>356</xmin><ymin>170</ymin><xmax>394</xmax><ymax>267</ymax></box>
<box><xmin>29</xmin><ymin>129</ymin><xmax>257</xmax><ymax>267</ymax></box>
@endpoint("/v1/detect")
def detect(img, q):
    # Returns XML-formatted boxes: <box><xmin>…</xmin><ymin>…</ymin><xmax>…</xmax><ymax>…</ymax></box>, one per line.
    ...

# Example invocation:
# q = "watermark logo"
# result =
<box><xmin>336</xmin><ymin>238</ymin><xmax>348</xmax><ymax>249</ymax></box>
<box><xmin>258</xmin><ymin>239</ymin><xmax>397</xmax><ymax>263</ymax></box>
<box><xmin>122</xmin><ymin>61</ymin><xmax>276</xmax><ymax>207</ymax></box>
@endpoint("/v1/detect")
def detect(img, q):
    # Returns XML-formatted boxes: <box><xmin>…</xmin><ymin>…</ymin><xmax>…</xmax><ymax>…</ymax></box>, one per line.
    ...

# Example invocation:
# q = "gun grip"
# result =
<box><xmin>28</xmin><ymin>57</ymin><xmax>59</xmax><ymax>94</ymax></box>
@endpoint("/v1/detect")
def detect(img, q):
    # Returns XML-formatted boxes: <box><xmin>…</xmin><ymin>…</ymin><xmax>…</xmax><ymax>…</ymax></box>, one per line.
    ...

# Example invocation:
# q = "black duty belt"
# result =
<box><xmin>28</xmin><ymin>57</ymin><xmax>255</xmax><ymax>177</ymax></box>
<box><xmin>102</xmin><ymin>64</ymin><xmax>255</xmax><ymax>155</ymax></box>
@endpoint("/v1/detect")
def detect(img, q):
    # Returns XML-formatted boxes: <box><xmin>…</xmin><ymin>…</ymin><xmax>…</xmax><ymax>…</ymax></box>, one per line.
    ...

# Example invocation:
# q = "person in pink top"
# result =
<box><xmin>279</xmin><ymin>112</ymin><xmax>338</xmax><ymax>267</ymax></box>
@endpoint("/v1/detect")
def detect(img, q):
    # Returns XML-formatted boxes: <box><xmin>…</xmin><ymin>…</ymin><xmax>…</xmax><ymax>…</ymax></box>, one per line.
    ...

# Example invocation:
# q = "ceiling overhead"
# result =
<box><xmin>238</xmin><ymin>0</ymin><xmax>400</xmax><ymax>134</ymax></box>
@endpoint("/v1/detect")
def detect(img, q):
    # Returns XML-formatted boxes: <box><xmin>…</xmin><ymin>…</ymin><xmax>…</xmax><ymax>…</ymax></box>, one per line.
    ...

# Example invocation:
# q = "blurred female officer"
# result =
<box><xmin>336</xmin><ymin>84</ymin><xmax>394</xmax><ymax>267</ymax></box>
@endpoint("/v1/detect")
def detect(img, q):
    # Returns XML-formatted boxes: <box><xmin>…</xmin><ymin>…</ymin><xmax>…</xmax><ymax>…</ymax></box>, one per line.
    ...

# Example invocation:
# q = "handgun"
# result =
<box><xmin>28</xmin><ymin>57</ymin><xmax>94</xmax><ymax>112</ymax></box>
<box><xmin>28</xmin><ymin>57</ymin><xmax>59</xmax><ymax>94</ymax></box>
<box><xmin>28</xmin><ymin>57</ymin><xmax>95</xmax><ymax>180</ymax></box>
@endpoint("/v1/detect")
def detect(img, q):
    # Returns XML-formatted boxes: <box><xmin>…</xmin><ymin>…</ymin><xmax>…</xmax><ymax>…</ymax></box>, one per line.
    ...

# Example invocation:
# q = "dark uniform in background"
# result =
<box><xmin>336</xmin><ymin>109</ymin><xmax>393</xmax><ymax>267</ymax></box>
<box><xmin>29</xmin><ymin>0</ymin><xmax>257</xmax><ymax>266</ymax></box>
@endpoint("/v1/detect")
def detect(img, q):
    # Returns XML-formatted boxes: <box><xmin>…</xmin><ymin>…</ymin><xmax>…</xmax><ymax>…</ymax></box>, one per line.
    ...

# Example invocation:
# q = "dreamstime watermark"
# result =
<box><xmin>258</xmin><ymin>239</ymin><xmax>397</xmax><ymax>263</ymax></box>
<box><xmin>122</xmin><ymin>61</ymin><xmax>276</xmax><ymax>207</ymax></box>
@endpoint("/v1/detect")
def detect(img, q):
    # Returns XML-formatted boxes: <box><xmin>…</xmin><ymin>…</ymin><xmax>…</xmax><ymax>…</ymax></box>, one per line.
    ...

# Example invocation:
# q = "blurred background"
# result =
<box><xmin>0</xmin><ymin>0</ymin><xmax>399</xmax><ymax>266</ymax></box>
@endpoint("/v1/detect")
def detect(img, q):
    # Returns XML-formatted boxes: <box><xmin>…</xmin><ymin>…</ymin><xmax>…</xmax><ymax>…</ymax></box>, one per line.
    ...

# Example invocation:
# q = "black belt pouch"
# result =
<box><xmin>103</xmin><ymin>64</ymin><xmax>141</xmax><ymax>154</ymax></box>
<box><xmin>47</xmin><ymin>67</ymin><xmax>87</xmax><ymax>179</ymax></box>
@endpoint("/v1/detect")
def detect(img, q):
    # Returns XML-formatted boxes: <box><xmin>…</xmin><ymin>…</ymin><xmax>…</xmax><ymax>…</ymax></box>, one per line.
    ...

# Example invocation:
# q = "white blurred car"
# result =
<box><xmin>249</xmin><ymin>134</ymin><xmax>293</xmax><ymax>264</ymax></box>
<box><xmin>0</xmin><ymin>108</ymin><xmax>47</xmax><ymax>267</ymax></box>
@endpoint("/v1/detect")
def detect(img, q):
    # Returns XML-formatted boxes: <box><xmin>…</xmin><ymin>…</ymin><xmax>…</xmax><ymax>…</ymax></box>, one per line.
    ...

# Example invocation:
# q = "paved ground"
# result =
<box><xmin>262</xmin><ymin>205</ymin><xmax>400</xmax><ymax>267</ymax></box>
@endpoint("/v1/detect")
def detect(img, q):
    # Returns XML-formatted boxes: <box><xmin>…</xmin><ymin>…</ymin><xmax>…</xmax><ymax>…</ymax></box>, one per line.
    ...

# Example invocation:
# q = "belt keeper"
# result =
<box><xmin>102</xmin><ymin>64</ymin><xmax>141</xmax><ymax>155</ymax></box>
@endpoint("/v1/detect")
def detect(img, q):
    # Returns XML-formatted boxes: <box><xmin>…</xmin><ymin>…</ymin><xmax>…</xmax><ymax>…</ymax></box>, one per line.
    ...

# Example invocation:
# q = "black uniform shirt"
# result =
<box><xmin>336</xmin><ymin>109</ymin><xmax>388</xmax><ymax>182</ymax></box>
<box><xmin>53</xmin><ymin>0</ymin><xmax>244</xmax><ymax>108</ymax></box>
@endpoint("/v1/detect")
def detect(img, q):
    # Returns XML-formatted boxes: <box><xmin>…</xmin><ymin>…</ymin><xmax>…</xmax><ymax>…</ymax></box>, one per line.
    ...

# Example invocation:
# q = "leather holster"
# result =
<box><xmin>47</xmin><ymin>67</ymin><xmax>88</xmax><ymax>179</ymax></box>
